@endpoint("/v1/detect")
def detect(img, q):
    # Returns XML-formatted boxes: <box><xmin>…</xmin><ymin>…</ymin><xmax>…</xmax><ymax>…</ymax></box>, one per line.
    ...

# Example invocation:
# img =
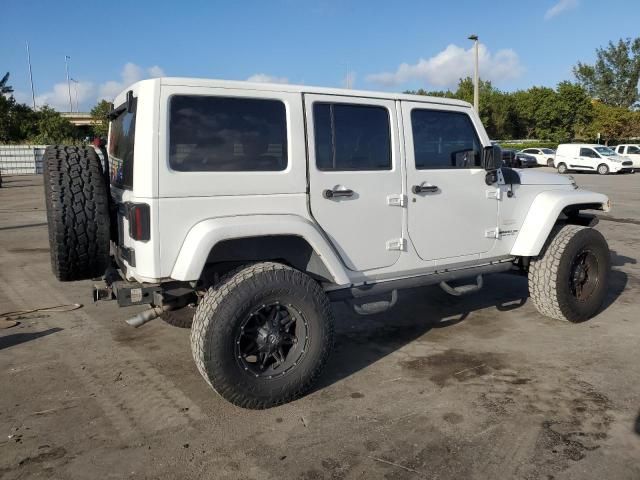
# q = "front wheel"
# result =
<box><xmin>191</xmin><ymin>262</ymin><xmax>334</xmax><ymax>409</ymax></box>
<box><xmin>528</xmin><ymin>225</ymin><xmax>610</xmax><ymax>322</ymax></box>
<box><xmin>597</xmin><ymin>163</ymin><xmax>609</xmax><ymax>175</ymax></box>
<box><xmin>557</xmin><ymin>163</ymin><xmax>568</xmax><ymax>174</ymax></box>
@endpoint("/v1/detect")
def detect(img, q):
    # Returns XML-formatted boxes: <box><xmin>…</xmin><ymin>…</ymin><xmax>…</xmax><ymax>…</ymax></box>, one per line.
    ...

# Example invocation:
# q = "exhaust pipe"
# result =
<box><xmin>126</xmin><ymin>305</ymin><xmax>172</xmax><ymax>328</ymax></box>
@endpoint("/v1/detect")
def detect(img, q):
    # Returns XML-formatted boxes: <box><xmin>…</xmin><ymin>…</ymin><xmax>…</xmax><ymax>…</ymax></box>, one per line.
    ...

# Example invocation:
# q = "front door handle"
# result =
<box><xmin>323</xmin><ymin>188</ymin><xmax>354</xmax><ymax>199</ymax></box>
<box><xmin>412</xmin><ymin>184</ymin><xmax>439</xmax><ymax>194</ymax></box>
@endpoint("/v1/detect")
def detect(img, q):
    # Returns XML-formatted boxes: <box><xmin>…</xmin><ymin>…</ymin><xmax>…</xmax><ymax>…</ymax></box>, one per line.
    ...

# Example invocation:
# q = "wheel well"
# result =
<box><xmin>202</xmin><ymin>235</ymin><xmax>334</xmax><ymax>283</ymax></box>
<box><xmin>558</xmin><ymin>204</ymin><xmax>603</xmax><ymax>227</ymax></box>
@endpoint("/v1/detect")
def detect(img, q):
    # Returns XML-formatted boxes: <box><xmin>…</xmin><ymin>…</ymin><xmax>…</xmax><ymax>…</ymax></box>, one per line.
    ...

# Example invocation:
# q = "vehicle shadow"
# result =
<box><xmin>316</xmin><ymin>258</ymin><xmax>630</xmax><ymax>393</ymax></box>
<box><xmin>315</xmin><ymin>273</ymin><xmax>529</xmax><ymax>392</ymax></box>
<box><xmin>603</xmin><ymin>250</ymin><xmax>632</xmax><ymax>311</ymax></box>
<box><xmin>0</xmin><ymin>327</ymin><xmax>63</xmax><ymax>351</ymax></box>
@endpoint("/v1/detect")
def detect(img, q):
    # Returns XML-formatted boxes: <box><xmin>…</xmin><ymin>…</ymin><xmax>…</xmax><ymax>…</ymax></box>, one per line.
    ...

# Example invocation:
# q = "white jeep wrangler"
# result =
<box><xmin>42</xmin><ymin>78</ymin><xmax>612</xmax><ymax>409</ymax></box>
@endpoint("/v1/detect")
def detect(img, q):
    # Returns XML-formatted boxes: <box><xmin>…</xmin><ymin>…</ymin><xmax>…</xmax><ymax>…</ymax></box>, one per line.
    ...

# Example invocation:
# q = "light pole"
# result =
<box><xmin>65</xmin><ymin>55</ymin><xmax>72</xmax><ymax>112</ymax></box>
<box><xmin>71</xmin><ymin>78</ymin><xmax>79</xmax><ymax>112</ymax></box>
<box><xmin>468</xmin><ymin>34</ymin><xmax>479</xmax><ymax>113</ymax></box>
<box><xmin>26</xmin><ymin>41</ymin><xmax>36</xmax><ymax>110</ymax></box>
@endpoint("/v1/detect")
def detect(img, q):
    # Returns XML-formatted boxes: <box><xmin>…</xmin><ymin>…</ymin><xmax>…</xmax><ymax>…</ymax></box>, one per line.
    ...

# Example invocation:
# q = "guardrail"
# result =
<box><xmin>0</xmin><ymin>145</ymin><xmax>47</xmax><ymax>175</ymax></box>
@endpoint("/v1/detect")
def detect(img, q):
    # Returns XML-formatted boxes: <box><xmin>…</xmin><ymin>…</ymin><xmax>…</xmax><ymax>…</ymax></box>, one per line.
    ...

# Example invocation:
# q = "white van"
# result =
<box><xmin>613</xmin><ymin>144</ymin><xmax>640</xmax><ymax>168</ymax></box>
<box><xmin>554</xmin><ymin>144</ymin><xmax>634</xmax><ymax>175</ymax></box>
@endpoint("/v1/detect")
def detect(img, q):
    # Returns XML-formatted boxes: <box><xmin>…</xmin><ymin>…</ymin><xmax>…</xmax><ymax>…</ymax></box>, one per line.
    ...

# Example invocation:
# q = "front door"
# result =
<box><xmin>305</xmin><ymin>94</ymin><xmax>403</xmax><ymax>272</ymax></box>
<box><xmin>401</xmin><ymin>102</ymin><xmax>497</xmax><ymax>262</ymax></box>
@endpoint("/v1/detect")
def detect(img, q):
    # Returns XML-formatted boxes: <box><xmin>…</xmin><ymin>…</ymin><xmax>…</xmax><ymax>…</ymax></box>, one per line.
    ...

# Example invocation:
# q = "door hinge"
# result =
<box><xmin>486</xmin><ymin>189</ymin><xmax>502</xmax><ymax>200</ymax></box>
<box><xmin>387</xmin><ymin>194</ymin><xmax>407</xmax><ymax>207</ymax></box>
<box><xmin>386</xmin><ymin>238</ymin><xmax>407</xmax><ymax>251</ymax></box>
<box><xmin>485</xmin><ymin>227</ymin><xmax>501</xmax><ymax>239</ymax></box>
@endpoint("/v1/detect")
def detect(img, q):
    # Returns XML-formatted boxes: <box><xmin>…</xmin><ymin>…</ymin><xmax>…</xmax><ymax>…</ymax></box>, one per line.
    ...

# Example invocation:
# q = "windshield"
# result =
<box><xmin>108</xmin><ymin>97</ymin><xmax>137</xmax><ymax>189</ymax></box>
<box><xmin>594</xmin><ymin>146</ymin><xmax>615</xmax><ymax>156</ymax></box>
<box><xmin>541</xmin><ymin>148</ymin><xmax>555</xmax><ymax>154</ymax></box>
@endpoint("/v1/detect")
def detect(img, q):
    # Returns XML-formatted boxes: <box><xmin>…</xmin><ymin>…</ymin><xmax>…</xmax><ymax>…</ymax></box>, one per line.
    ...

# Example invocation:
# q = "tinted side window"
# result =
<box><xmin>629</xmin><ymin>146</ymin><xmax>640</xmax><ymax>154</ymax></box>
<box><xmin>169</xmin><ymin>95</ymin><xmax>287</xmax><ymax>172</ymax></box>
<box><xmin>109</xmin><ymin>97</ymin><xmax>137</xmax><ymax>189</ymax></box>
<box><xmin>410</xmin><ymin>109</ymin><xmax>481</xmax><ymax>169</ymax></box>
<box><xmin>580</xmin><ymin>148</ymin><xmax>598</xmax><ymax>158</ymax></box>
<box><xmin>313</xmin><ymin>103</ymin><xmax>391</xmax><ymax>171</ymax></box>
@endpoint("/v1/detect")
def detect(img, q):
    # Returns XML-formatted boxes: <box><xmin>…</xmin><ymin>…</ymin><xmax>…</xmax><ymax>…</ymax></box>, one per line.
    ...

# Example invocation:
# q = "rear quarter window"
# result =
<box><xmin>108</xmin><ymin>97</ymin><xmax>137</xmax><ymax>189</ymax></box>
<box><xmin>168</xmin><ymin>95</ymin><xmax>288</xmax><ymax>172</ymax></box>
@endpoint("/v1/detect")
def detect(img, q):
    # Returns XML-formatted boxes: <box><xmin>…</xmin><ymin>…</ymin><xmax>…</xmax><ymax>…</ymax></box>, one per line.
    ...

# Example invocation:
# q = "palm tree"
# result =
<box><xmin>0</xmin><ymin>72</ymin><xmax>14</xmax><ymax>95</ymax></box>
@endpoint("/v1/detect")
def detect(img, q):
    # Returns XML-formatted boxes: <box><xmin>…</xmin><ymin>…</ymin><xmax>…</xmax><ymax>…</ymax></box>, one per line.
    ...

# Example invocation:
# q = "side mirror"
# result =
<box><xmin>482</xmin><ymin>145</ymin><xmax>502</xmax><ymax>171</ymax></box>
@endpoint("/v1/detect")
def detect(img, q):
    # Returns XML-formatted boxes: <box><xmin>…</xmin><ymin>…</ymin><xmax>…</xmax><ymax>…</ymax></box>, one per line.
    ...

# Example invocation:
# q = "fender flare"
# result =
<box><xmin>170</xmin><ymin>214</ymin><xmax>351</xmax><ymax>285</ymax></box>
<box><xmin>510</xmin><ymin>189</ymin><xmax>609</xmax><ymax>257</ymax></box>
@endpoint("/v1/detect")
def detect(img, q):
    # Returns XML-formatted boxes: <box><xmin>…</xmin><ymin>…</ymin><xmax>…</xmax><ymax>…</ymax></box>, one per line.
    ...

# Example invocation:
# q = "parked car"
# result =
<box><xmin>518</xmin><ymin>148</ymin><xmax>556</xmax><ymax>167</ymax></box>
<box><xmin>554</xmin><ymin>144</ymin><xmax>633</xmax><ymax>175</ymax></box>
<box><xmin>42</xmin><ymin>78</ymin><xmax>612</xmax><ymax>409</ymax></box>
<box><xmin>501</xmin><ymin>149</ymin><xmax>516</xmax><ymax>167</ymax></box>
<box><xmin>513</xmin><ymin>152</ymin><xmax>538</xmax><ymax>168</ymax></box>
<box><xmin>613</xmin><ymin>144</ymin><xmax>640</xmax><ymax>169</ymax></box>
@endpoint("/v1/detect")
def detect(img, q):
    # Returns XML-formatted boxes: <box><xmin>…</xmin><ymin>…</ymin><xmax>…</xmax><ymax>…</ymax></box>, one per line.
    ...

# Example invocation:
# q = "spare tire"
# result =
<box><xmin>43</xmin><ymin>145</ymin><xmax>111</xmax><ymax>281</ymax></box>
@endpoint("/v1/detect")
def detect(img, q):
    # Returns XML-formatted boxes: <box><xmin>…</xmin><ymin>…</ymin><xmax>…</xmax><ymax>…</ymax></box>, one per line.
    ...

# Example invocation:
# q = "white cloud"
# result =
<box><xmin>341</xmin><ymin>71</ymin><xmax>356</xmax><ymax>89</ymax></box>
<box><xmin>246</xmin><ymin>73</ymin><xmax>289</xmax><ymax>84</ymax></box>
<box><xmin>34</xmin><ymin>80</ymin><xmax>95</xmax><ymax>112</ymax></box>
<box><xmin>20</xmin><ymin>62</ymin><xmax>166</xmax><ymax>111</ymax></box>
<box><xmin>366</xmin><ymin>43</ymin><xmax>524</xmax><ymax>89</ymax></box>
<box><xmin>544</xmin><ymin>0</ymin><xmax>579</xmax><ymax>20</ymax></box>
<box><xmin>97</xmin><ymin>62</ymin><xmax>165</xmax><ymax>102</ymax></box>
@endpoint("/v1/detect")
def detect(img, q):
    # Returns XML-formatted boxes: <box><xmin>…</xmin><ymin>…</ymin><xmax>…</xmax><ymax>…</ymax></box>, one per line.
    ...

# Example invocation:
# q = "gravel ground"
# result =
<box><xmin>0</xmin><ymin>170</ymin><xmax>639</xmax><ymax>479</ymax></box>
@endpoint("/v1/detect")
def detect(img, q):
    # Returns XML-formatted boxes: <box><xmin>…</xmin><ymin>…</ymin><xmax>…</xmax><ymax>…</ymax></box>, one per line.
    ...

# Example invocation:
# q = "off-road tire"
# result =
<box><xmin>191</xmin><ymin>262</ymin><xmax>334</xmax><ymax>409</ymax></box>
<box><xmin>597</xmin><ymin>163</ymin><xmax>609</xmax><ymax>175</ymax></box>
<box><xmin>528</xmin><ymin>225</ymin><xmax>610</xmax><ymax>322</ymax></box>
<box><xmin>160</xmin><ymin>306</ymin><xmax>195</xmax><ymax>328</ymax></box>
<box><xmin>43</xmin><ymin>145</ymin><xmax>111</xmax><ymax>281</ymax></box>
<box><xmin>547</xmin><ymin>158</ymin><xmax>554</xmax><ymax>167</ymax></box>
<box><xmin>557</xmin><ymin>163</ymin><xmax>568</xmax><ymax>174</ymax></box>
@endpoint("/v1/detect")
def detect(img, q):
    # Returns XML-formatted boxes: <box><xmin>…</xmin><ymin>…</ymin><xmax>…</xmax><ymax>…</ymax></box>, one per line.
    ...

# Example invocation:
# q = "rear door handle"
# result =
<box><xmin>412</xmin><ymin>184</ymin><xmax>439</xmax><ymax>194</ymax></box>
<box><xmin>323</xmin><ymin>188</ymin><xmax>354</xmax><ymax>199</ymax></box>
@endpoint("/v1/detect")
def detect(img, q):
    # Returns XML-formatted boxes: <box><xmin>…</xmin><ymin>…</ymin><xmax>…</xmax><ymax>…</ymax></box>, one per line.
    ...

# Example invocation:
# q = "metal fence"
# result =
<box><xmin>0</xmin><ymin>145</ymin><xmax>47</xmax><ymax>175</ymax></box>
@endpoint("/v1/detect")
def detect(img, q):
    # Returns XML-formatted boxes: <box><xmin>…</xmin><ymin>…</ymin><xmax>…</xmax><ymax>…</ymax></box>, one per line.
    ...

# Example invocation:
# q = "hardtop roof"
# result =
<box><xmin>154</xmin><ymin>77</ymin><xmax>473</xmax><ymax>108</ymax></box>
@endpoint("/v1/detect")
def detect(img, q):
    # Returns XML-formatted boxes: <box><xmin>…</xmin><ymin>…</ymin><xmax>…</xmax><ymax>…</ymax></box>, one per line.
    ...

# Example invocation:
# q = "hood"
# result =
<box><xmin>516</xmin><ymin>169</ymin><xmax>574</xmax><ymax>186</ymax></box>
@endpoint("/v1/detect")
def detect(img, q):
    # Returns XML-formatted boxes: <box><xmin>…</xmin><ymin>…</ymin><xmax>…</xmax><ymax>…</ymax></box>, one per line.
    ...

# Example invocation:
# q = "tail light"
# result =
<box><xmin>126</xmin><ymin>203</ymin><xmax>150</xmax><ymax>241</ymax></box>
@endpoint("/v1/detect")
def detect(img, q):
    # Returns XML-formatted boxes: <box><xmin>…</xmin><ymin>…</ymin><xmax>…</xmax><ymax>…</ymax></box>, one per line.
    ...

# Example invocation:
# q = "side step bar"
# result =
<box><xmin>327</xmin><ymin>261</ymin><xmax>513</xmax><ymax>301</ymax></box>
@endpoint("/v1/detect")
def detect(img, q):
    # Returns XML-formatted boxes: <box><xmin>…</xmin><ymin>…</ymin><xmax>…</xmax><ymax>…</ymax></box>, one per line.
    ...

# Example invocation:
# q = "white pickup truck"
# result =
<box><xmin>613</xmin><ymin>144</ymin><xmax>640</xmax><ymax>169</ymax></box>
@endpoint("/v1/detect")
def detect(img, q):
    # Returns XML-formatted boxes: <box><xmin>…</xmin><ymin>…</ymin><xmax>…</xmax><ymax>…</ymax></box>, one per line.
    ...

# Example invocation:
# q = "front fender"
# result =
<box><xmin>510</xmin><ymin>189</ymin><xmax>609</xmax><ymax>257</ymax></box>
<box><xmin>170</xmin><ymin>214</ymin><xmax>351</xmax><ymax>285</ymax></box>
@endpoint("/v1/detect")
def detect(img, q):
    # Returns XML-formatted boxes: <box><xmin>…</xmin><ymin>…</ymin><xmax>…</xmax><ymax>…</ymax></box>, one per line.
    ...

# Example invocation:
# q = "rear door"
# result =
<box><xmin>401</xmin><ymin>102</ymin><xmax>497</xmax><ymax>262</ymax></box>
<box><xmin>304</xmin><ymin>95</ymin><xmax>403</xmax><ymax>272</ymax></box>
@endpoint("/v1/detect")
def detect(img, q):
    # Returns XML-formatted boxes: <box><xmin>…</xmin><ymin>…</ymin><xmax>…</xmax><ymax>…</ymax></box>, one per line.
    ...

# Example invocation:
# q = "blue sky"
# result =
<box><xmin>2</xmin><ymin>0</ymin><xmax>639</xmax><ymax>111</ymax></box>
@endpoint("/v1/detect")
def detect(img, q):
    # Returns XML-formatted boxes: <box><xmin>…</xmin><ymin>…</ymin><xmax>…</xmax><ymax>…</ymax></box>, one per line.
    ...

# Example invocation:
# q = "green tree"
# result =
<box><xmin>574</xmin><ymin>37</ymin><xmax>640</xmax><ymax>108</ymax></box>
<box><xmin>0</xmin><ymin>72</ymin><xmax>13</xmax><ymax>95</ymax></box>
<box><xmin>582</xmin><ymin>102</ymin><xmax>640</xmax><ymax>145</ymax></box>
<box><xmin>90</xmin><ymin>99</ymin><xmax>112</xmax><ymax>137</ymax></box>
<box><xmin>32</xmin><ymin>106</ymin><xmax>77</xmax><ymax>144</ymax></box>
<box><xmin>553</xmin><ymin>81</ymin><xmax>594</xmax><ymax>141</ymax></box>
<box><xmin>0</xmin><ymin>95</ymin><xmax>39</xmax><ymax>143</ymax></box>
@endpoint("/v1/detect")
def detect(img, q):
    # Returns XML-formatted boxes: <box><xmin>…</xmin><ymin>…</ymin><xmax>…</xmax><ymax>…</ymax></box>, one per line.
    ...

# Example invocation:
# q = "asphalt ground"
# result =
<box><xmin>0</xmin><ymin>169</ymin><xmax>639</xmax><ymax>479</ymax></box>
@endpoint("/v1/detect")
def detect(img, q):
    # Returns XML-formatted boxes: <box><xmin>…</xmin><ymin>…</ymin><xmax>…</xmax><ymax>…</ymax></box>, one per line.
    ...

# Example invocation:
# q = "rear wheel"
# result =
<box><xmin>160</xmin><ymin>306</ymin><xmax>195</xmax><ymax>328</ymax></box>
<box><xmin>597</xmin><ymin>163</ymin><xmax>609</xmax><ymax>175</ymax></box>
<box><xmin>557</xmin><ymin>163</ymin><xmax>568</xmax><ymax>174</ymax></box>
<box><xmin>42</xmin><ymin>145</ymin><xmax>111</xmax><ymax>281</ymax></box>
<box><xmin>528</xmin><ymin>225</ymin><xmax>610</xmax><ymax>322</ymax></box>
<box><xmin>547</xmin><ymin>158</ymin><xmax>554</xmax><ymax>167</ymax></box>
<box><xmin>191</xmin><ymin>262</ymin><xmax>334</xmax><ymax>409</ymax></box>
